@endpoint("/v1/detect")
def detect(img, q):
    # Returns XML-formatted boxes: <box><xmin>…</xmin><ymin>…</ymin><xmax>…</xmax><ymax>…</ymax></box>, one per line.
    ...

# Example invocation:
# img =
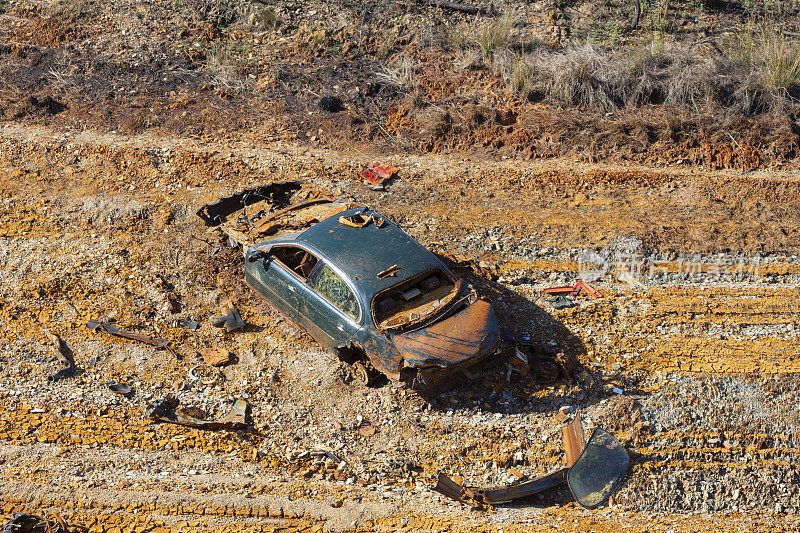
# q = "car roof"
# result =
<box><xmin>294</xmin><ymin>207</ymin><xmax>448</xmax><ymax>300</ymax></box>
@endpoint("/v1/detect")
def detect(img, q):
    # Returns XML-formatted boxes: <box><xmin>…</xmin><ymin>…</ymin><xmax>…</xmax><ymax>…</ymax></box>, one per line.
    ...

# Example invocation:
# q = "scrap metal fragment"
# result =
<box><xmin>377</xmin><ymin>264</ymin><xmax>400</xmax><ymax>279</ymax></box>
<box><xmin>338</xmin><ymin>211</ymin><xmax>385</xmax><ymax>229</ymax></box>
<box><xmin>2</xmin><ymin>512</ymin><xmax>67</xmax><ymax>533</ymax></box>
<box><xmin>146</xmin><ymin>394</ymin><xmax>249</xmax><ymax>430</ymax></box>
<box><xmin>434</xmin><ymin>469</ymin><xmax>569</xmax><ymax>508</ymax></box>
<box><xmin>44</xmin><ymin>330</ymin><xmax>76</xmax><ymax>382</ymax></box>
<box><xmin>562</xmin><ymin>414</ymin><xmax>587</xmax><ymax>467</ymax></box>
<box><xmin>361</xmin><ymin>164</ymin><xmax>399</xmax><ymax>190</ymax></box>
<box><xmin>86</xmin><ymin>319</ymin><xmax>170</xmax><ymax>349</ymax></box>
<box><xmin>189</xmin><ymin>363</ymin><xmax>223</xmax><ymax>386</ymax></box>
<box><xmin>543</xmin><ymin>280</ymin><xmax>600</xmax><ymax>299</ymax></box>
<box><xmin>108</xmin><ymin>382</ymin><xmax>133</xmax><ymax>396</ymax></box>
<box><xmin>209</xmin><ymin>308</ymin><xmax>245</xmax><ymax>331</ymax></box>
<box><xmin>550</xmin><ymin>295</ymin><xmax>576</xmax><ymax>309</ymax></box>
<box><xmin>179</xmin><ymin>318</ymin><xmax>200</xmax><ymax>330</ymax></box>
<box><xmin>201</xmin><ymin>346</ymin><xmax>231</xmax><ymax>366</ymax></box>
<box><xmin>435</xmin><ymin>415</ymin><xmax>629</xmax><ymax>509</ymax></box>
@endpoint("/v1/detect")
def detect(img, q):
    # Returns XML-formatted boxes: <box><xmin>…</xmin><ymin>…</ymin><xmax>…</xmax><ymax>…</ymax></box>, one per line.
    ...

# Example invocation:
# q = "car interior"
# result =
<box><xmin>372</xmin><ymin>269</ymin><xmax>458</xmax><ymax>328</ymax></box>
<box><xmin>271</xmin><ymin>245</ymin><xmax>318</xmax><ymax>279</ymax></box>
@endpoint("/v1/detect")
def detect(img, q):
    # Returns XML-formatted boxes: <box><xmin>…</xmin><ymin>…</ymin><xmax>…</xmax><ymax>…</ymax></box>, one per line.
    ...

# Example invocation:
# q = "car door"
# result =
<box><xmin>295</xmin><ymin>261</ymin><xmax>362</xmax><ymax>349</ymax></box>
<box><xmin>244</xmin><ymin>245</ymin><xmax>306</xmax><ymax>323</ymax></box>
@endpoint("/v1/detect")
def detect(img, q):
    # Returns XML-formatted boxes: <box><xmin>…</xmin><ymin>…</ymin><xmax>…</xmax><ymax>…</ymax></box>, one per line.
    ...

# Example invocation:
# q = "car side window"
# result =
<box><xmin>271</xmin><ymin>245</ymin><xmax>318</xmax><ymax>279</ymax></box>
<box><xmin>313</xmin><ymin>264</ymin><xmax>359</xmax><ymax>320</ymax></box>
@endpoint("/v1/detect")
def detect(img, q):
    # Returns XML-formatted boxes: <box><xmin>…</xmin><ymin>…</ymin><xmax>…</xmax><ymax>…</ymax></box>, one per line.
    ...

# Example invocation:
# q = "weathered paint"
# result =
<box><xmin>359</xmin><ymin>332</ymin><xmax>404</xmax><ymax>380</ymax></box>
<box><xmin>296</xmin><ymin>207</ymin><xmax>447</xmax><ymax>302</ymax></box>
<box><xmin>391</xmin><ymin>300</ymin><xmax>500</xmax><ymax>368</ymax></box>
<box><xmin>208</xmin><ymin>187</ymin><xmax>505</xmax><ymax>395</ymax></box>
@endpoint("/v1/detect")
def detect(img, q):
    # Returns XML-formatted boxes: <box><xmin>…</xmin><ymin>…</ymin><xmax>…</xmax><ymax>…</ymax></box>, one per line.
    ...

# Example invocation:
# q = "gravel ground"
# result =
<box><xmin>0</xmin><ymin>124</ymin><xmax>798</xmax><ymax>532</ymax></box>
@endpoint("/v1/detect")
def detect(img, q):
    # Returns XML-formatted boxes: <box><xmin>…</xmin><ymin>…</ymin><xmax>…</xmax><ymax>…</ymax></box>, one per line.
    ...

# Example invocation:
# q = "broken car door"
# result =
<box><xmin>296</xmin><ymin>262</ymin><xmax>361</xmax><ymax>348</ymax></box>
<box><xmin>244</xmin><ymin>244</ymin><xmax>310</xmax><ymax>322</ymax></box>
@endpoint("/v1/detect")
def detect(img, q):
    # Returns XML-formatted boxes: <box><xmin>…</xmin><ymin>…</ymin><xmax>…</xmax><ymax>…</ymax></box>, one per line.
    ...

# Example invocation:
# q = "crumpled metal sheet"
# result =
<box><xmin>2</xmin><ymin>512</ymin><xmax>67</xmax><ymax>533</ymax></box>
<box><xmin>209</xmin><ymin>308</ymin><xmax>245</xmax><ymax>331</ymax></box>
<box><xmin>146</xmin><ymin>394</ymin><xmax>249</xmax><ymax>430</ymax></box>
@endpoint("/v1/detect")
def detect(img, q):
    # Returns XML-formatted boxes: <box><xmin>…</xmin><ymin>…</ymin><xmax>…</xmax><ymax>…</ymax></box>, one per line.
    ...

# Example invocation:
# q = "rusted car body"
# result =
<box><xmin>198</xmin><ymin>181</ymin><xmax>502</xmax><ymax>393</ymax></box>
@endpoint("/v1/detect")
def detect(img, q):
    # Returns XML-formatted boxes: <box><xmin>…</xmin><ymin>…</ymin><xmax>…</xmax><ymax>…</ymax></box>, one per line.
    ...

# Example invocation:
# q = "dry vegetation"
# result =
<box><xmin>0</xmin><ymin>0</ymin><xmax>799</xmax><ymax>167</ymax></box>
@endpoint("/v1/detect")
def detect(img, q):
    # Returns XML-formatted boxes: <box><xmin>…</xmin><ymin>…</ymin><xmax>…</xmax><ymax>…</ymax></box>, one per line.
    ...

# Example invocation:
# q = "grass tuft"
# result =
<box><xmin>475</xmin><ymin>14</ymin><xmax>514</xmax><ymax>59</ymax></box>
<box><xmin>374</xmin><ymin>55</ymin><xmax>416</xmax><ymax>92</ymax></box>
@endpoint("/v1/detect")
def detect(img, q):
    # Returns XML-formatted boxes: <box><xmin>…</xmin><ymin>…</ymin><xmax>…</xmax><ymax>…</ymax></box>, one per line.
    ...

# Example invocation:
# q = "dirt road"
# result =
<box><xmin>1</xmin><ymin>124</ymin><xmax>799</xmax><ymax>532</ymax></box>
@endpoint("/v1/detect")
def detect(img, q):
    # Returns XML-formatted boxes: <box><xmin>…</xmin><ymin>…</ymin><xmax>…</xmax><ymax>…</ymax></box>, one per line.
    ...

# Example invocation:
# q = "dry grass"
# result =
<box><xmin>735</xmin><ymin>22</ymin><xmax>800</xmax><ymax>95</ymax></box>
<box><xmin>230</xmin><ymin>1</ymin><xmax>278</xmax><ymax>32</ymax></box>
<box><xmin>205</xmin><ymin>44</ymin><xmax>250</xmax><ymax>91</ymax></box>
<box><xmin>374</xmin><ymin>54</ymin><xmax>416</xmax><ymax>92</ymax></box>
<box><xmin>491</xmin><ymin>35</ymin><xmax>798</xmax><ymax>115</ymax></box>
<box><xmin>454</xmin><ymin>49</ymin><xmax>484</xmax><ymax>71</ymax></box>
<box><xmin>474</xmin><ymin>13</ymin><xmax>514</xmax><ymax>59</ymax></box>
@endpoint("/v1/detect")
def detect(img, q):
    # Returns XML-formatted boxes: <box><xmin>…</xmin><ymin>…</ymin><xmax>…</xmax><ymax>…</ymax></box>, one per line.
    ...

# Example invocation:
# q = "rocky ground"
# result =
<box><xmin>2</xmin><ymin>0</ymin><xmax>800</xmax><ymax>530</ymax></box>
<box><xmin>0</xmin><ymin>123</ymin><xmax>799</xmax><ymax>532</ymax></box>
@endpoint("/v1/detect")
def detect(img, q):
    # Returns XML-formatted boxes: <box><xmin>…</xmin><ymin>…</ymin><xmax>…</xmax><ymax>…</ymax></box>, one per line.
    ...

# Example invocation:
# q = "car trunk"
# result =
<box><xmin>391</xmin><ymin>299</ymin><xmax>500</xmax><ymax>369</ymax></box>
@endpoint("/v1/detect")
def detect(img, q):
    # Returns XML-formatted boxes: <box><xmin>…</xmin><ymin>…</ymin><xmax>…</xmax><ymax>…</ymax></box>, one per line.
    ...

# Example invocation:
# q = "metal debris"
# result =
<box><xmin>209</xmin><ymin>308</ymin><xmax>245</xmax><ymax>331</ymax></box>
<box><xmin>86</xmin><ymin>319</ymin><xmax>170</xmax><ymax>348</ymax></box>
<box><xmin>146</xmin><ymin>394</ymin><xmax>249</xmax><ymax>430</ymax></box>
<box><xmin>179</xmin><ymin>318</ymin><xmax>200</xmax><ymax>330</ymax></box>
<box><xmin>434</xmin><ymin>469</ymin><xmax>569</xmax><ymax>508</ymax></box>
<box><xmin>201</xmin><ymin>346</ymin><xmax>231</xmax><ymax>366</ymax></box>
<box><xmin>338</xmin><ymin>211</ymin><xmax>385</xmax><ymax>228</ymax></box>
<box><xmin>550</xmin><ymin>295</ymin><xmax>576</xmax><ymax>309</ymax></box>
<box><xmin>376</xmin><ymin>264</ymin><xmax>400</xmax><ymax>279</ymax></box>
<box><xmin>189</xmin><ymin>363</ymin><xmax>223</xmax><ymax>386</ymax></box>
<box><xmin>197</xmin><ymin>181</ymin><xmax>356</xmax><ymax>248</ymax></box>
<box><xmin>108</xmin><ymin>382</ymin><xmax>133</xmax><ymax>396</ymax></box>
<box><xmin>434</xmin><ymin>415</ymin><xmax>629</xmax><ymax>509</ymax></box>
<box><xmin>562</xmin><ymin>414</ymin><xmax>587</xmax><ymax>467</ymax></box>
<box><xmin>44</xmin><ymin>330</ymin><xmax>76</xmax><ymax>383</ymax></box>
<box><xmin>361</xmin><ymin>164</ymin><xmax>399</xmax><ymax>190</ymax></box>
<box><xmin>510</xmin><ymin>341</ymin><xmax>579</xmax><ymax>384</ymax></box>
<box><xmin>2</xmin><ymin>512</ymin><xmax>67</xmax><ymax>533</ymax></box>
<box><xmin>543</xmin><ymin>280</ymin><xmax>601</xmax><ymax>299</ymax></box>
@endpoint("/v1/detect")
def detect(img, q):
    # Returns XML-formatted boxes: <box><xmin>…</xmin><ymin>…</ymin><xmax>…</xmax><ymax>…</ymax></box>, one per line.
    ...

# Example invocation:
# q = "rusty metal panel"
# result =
<box><xmin>391</xmin><ymin>299</ymin><xmax>499</xmax><ymax>367</ymax></box>
<box><xmin>146</xmin><ymin>394</ymin><xmax>249</xmax><ymax>430</ymax></box>
<box><xmin>562</xmin><ymin>414</ymin><xmax>586</xmax><ymax>468</ymax></box>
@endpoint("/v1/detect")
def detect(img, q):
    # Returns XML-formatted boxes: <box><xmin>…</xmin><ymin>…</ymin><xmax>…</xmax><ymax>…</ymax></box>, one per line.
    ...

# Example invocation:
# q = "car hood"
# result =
<box><xmin>391</xmin><ymin>299</ymin><xmax>500</xmax><ymax>368</ymax></box>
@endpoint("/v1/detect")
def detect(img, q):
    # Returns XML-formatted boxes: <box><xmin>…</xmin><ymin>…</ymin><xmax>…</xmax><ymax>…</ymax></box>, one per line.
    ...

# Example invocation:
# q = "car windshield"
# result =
<box><xmin>372</xmin><ymin>270</ymin><xmax>461</xmax><ymax>331</ymax></box>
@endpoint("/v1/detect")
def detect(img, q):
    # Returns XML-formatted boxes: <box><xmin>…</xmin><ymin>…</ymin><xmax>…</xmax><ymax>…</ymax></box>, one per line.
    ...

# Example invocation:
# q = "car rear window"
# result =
<box><xmin>372</xmin><ymin>269</ymin><xmax>458</xmax><ymax>330</ymax></box>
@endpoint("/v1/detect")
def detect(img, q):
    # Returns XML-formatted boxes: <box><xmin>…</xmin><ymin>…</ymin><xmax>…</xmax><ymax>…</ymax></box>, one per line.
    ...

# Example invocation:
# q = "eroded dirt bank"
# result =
<box><xmin>0</xmin><ymin>124</ymin><xmax>799</xmax><ymax>532</ymax></box>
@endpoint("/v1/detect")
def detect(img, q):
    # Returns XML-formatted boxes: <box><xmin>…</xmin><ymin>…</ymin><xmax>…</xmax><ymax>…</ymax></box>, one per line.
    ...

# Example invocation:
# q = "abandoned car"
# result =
<box><xmin>198</xmin><ymin>181</ymin><xmax>502</xmax><ymax>393</ymax></box>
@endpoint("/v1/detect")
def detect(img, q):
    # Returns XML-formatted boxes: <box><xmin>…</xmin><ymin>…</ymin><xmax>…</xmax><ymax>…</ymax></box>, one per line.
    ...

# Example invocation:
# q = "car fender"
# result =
<box><xmin>358</xmin><ymin>332</ymin><xmax>404</xmax><ymax>380</ymax></box>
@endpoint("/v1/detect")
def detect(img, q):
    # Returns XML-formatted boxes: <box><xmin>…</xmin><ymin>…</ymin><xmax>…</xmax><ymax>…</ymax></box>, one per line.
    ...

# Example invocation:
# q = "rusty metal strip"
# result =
<box><xmin>377</xmin><ymin>264</ymin><xmax>400</xmax><ymax>279</ymax></box>
<box><xmin>146</xmin><ymin>394</ymin><xmax>248</xmax><ymax>430</ymax></box>
<box><xmin>434</xmin><ymin>468</ymin><xmax>569</xmax><ymax>508</ymax></box>
<box><xmin>563</xmin><ymin>413</ymin><xmax>586</xmax><ymax>467</ymax></box>
<box><xmin>86</xmin><ymin>319</ymin><xmax>170</xmax><ymax>349</ymax></box>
